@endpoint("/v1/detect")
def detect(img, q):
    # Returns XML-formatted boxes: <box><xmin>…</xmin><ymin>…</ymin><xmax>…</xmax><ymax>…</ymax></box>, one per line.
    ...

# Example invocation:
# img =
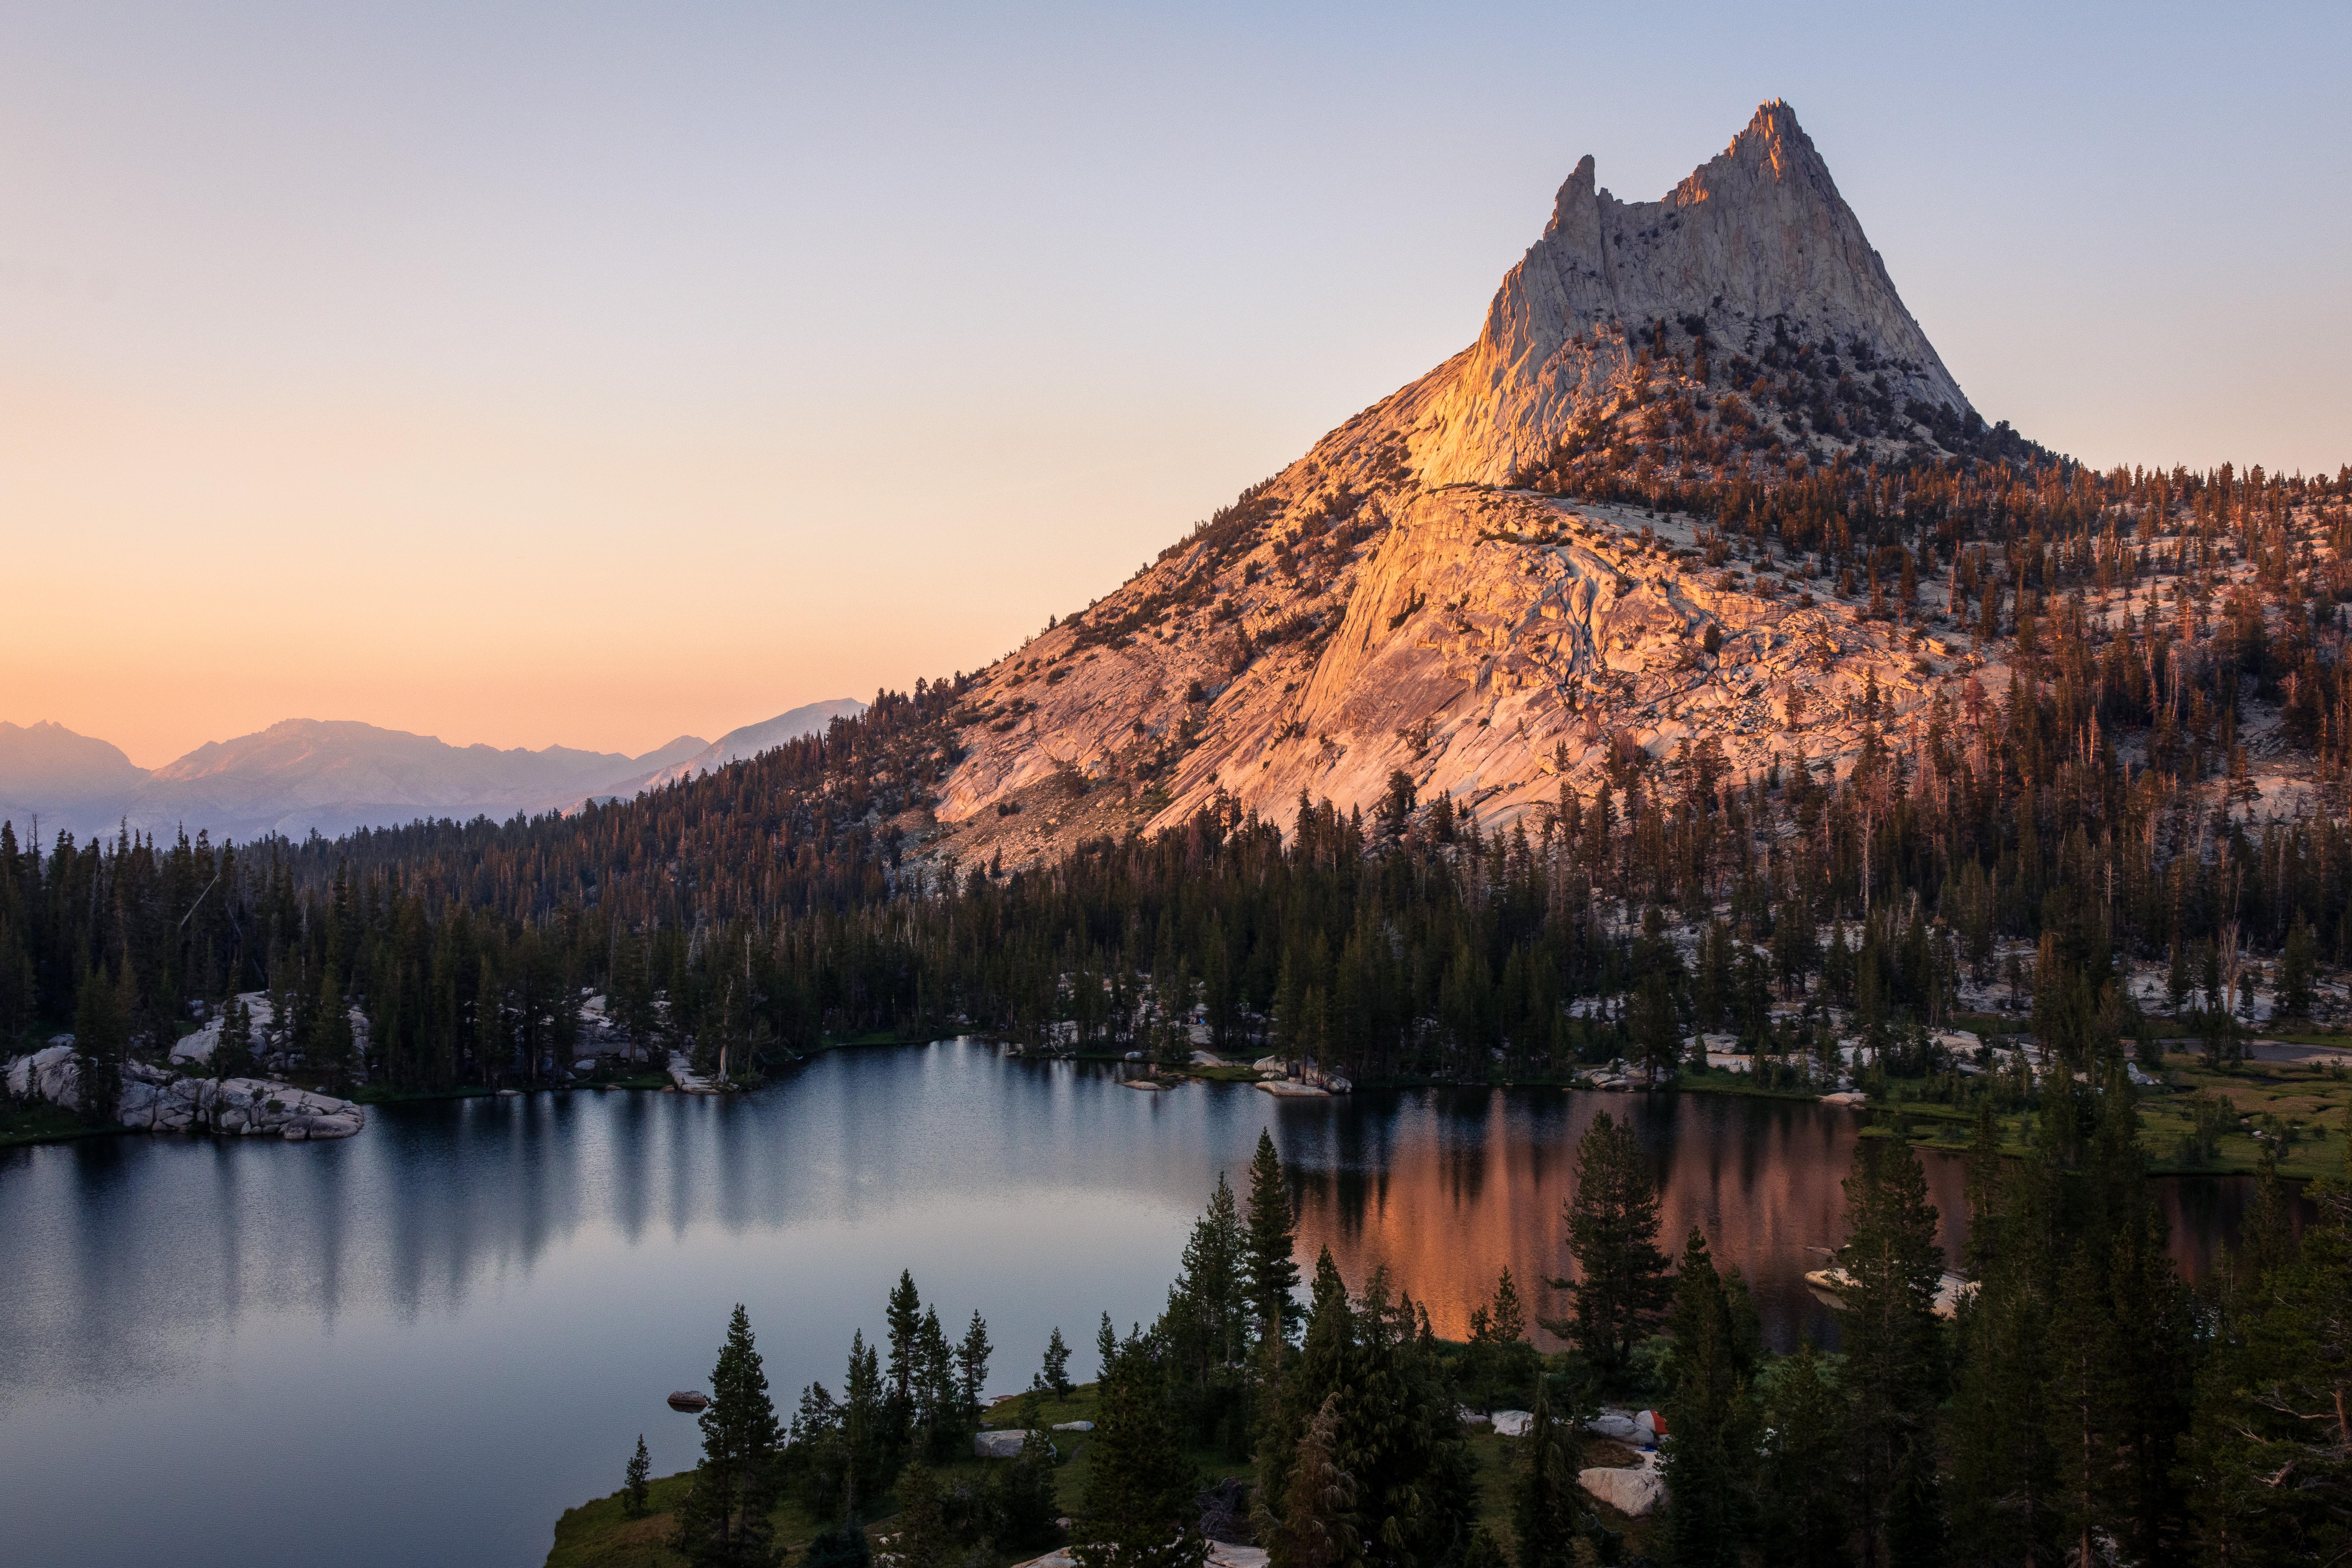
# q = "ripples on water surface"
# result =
<box><xmin>0</xmin><ymin>1041</ymin><xmax>2258</xmax><ymax>1568</ymax></box>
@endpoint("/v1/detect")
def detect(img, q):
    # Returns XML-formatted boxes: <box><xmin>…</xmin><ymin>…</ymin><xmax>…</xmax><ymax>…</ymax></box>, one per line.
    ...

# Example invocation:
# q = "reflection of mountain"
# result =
<box><xmin>1282</xmin><ymin>1090</ymin><xmax>1921</xmax><ymax>1349</ymax></box>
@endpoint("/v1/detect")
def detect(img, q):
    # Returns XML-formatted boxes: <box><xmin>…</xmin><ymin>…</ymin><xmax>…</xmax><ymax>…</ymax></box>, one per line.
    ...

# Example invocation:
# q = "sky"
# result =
<box><xmin>3</xmin><ymin>2</ymin><xmax>2347</xmax><ymax>768</ymax></box>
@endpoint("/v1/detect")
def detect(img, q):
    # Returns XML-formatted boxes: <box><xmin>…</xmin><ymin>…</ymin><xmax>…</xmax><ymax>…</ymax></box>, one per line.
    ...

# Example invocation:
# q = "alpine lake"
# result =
<box><xmin>0</xmin><ymin>1040</ymin><xmax>2270</xmax><ymax>1567</ymax></box>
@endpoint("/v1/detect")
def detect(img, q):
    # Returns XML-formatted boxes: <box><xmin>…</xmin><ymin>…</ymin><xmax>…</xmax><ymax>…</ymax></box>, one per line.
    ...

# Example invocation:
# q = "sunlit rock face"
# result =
<box><xmin>925</xmin><ymin>102</ymin><xmax>1981</xmax><ymax>867</ymax></box>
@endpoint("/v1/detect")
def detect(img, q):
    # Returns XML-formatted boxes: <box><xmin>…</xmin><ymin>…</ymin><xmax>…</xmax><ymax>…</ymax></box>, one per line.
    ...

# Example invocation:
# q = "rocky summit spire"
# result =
<box><xmin>1314</xmin><ymin>100</ymin><xmax>1971</xmax><ymax>489</ymax></box>
<box><xmin>928</xmin><ymin>102</ymin><xmax>2002</xmax><ymax>868</ymax></box>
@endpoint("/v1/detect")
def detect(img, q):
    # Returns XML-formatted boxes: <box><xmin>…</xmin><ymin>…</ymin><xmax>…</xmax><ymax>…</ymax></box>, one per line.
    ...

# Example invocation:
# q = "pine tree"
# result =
<box><xmin>842</xmin><ymin>1329</ymin><xmax>886</xmax><ymax>1517</ymax></box>
<box><xmin>1463</xmin><ymin>1268</ymin><xmax>1539</xmax><ymax>1412</ymax></box>
<box><xmin>1664</xmin><ymin>1228</ymin><xmax>1759</xmax><ymax>1568</ymax></box>
<box><xmin>2186</xmin><ymin>1107</ymin><xmax>2351</xmax><ymax>1563</ymax></box>
<box><xmin>889</xmin><ymin>1461</ymin><xmax>951</xmax><ymax>1568</ymax></box>
<box><xmin>955</xmin><ymin>1310</ymin><xmax>993</xmax><ymax>1432</ymax></box>
<box><xmin>1263</xmin><ymin>1392</ymin><xmax>1359</xmax><ymax>1568</ymax></box>
<box><xmin>1245</xmin><ymin>1129</ymin><xmax>1302</xmax><ymax>1346</ymax></box>
<box><xmin>1756</xmin><ymin>1339</ymin><xmax>1849</xmax><ymax>1568</ymax></box>
<box><xmin>2277</xmin><ymin>911</ymin><xmax>2318</xmax><ymax>1019</ymax></box>
<box><xmin>884</xmin><ymin>1271</ymin><xmax>924</xmax><ymax>1446</ymax></box>
<box><xmin>1835</xmin><ymin>1140</ymin><xmax>1945</xmax><ymax>1568</ymax></box>
<box><xmin>1510</xmin><ymin>1376</ymin><xmax>1579</xmax><ymax>1568</ymax></box>
<box><xmin>913</xmin><ymin>1307</ymin><xmax>954</xmax><ymax>1457</ymax></box>
<box><xmin>1258</xmin><ymin>1249</ymin><xmax>1353</xmax><ymax>1516</ymax></box>
<box><xmin>803</xmin><ymin>1521</ymin><xmax>872</xmax><ymax>1568</ymax></box>
<box><xmin>672</xmin><ymin>1304</ymin><xmax>786</xmax><ymax>1567</ymax></box>
<box><xmin>624</xmin><ymin>1434</ymin><xmax>652</xmax><ymax>1519</ymax></box>
<box><xmin>986</xmin><ymin>1427</ymin><xmax>1064</xmax><ymax>1552</ymax></box>
<box><xmin>1256</xmin><ymin>1257</ymin><xmax>1473</xmax><ymax>1568</ymax></box>
<box><xmin>70</xmin><ymin>963</ymin><xmax>127</xmax><ymax>1127</ymax></box>
<box><xmin>2045</xmin><ymin>1078</ymin><xmax>2194</xmax><ymax>1568</ymax></box>
<box><xmin>1037</xmin><ymin>1326</ymin><xmax>1073</xmax><ymax>1398</ymax></box>
<box><xmin>1945</xmin><ymin>1152</ymin><xmax>2057</xmax><ymax>1568</ymax></box>
<box><xmin>1075</xmin><ymin>1326</ymin><xmax>1205</xmax><ymax>1568</ymax></box>
<box><xmin>1630</xmin><ymin>971</ymin><xmax>1681</xmax><ymax>1082</ymax></box>
<box><xmin>1456</xmin><ymin>1525</ymin><xmax>1510</xmax><ymax>1568</ymax></box>
<box><xmin>1543</xmin><ymin>1110</ymin><xmax>1673</xmax><ymax>1386</ymax></box>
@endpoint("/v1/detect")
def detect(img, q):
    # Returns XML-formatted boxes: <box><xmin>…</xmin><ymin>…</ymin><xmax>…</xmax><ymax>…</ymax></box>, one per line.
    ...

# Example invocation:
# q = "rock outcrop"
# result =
<box><xmin>1318</xmin><ymin>99</ymin><xmax>1968</xmax><ymax>494</ymax></box>
<box><xmin>6</xmin><ymin>1043</ymin><xmax>366</xmax><ymax>1140</ymax></box>
<box><xmin>1579</xmin><ymin>1453</ymin><xmax>1666</xmax><ymax>1517</ymax></box>
<box><xmin>918</xmin><ymin>102</ymin><xmax>1995</xmax><ymax>869</ymax></box>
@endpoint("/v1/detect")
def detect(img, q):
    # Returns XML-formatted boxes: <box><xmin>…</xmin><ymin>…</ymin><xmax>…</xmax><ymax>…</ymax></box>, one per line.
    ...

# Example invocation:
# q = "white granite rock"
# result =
<box><xmin>1579</xmin><ymin>1462</ymin><xmax>1664</xmax><ymax>1517</ymax></box>
<box><xmin>5</xmin><ymin>1047</ymin><xmax>365</xmax><ymax>1141</ymax></box>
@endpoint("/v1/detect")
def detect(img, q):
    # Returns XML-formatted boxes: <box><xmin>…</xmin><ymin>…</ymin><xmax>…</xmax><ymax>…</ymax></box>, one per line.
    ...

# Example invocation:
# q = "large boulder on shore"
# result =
<box><xmin>5</xmin><ymin>1046</ymin><xmax>364</xmax><ymax>1140</ymax></box>
<box><xmin>975</xmin><ymin>1429</ymin><xmax>1047</xmax><ymax>1459</ymax></box>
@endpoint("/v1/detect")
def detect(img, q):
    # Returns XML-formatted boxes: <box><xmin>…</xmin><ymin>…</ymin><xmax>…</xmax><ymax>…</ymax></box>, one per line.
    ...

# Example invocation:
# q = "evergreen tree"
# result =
<box><xmin>986</xmin><ymin>1427</ymin><xmax>1065</xmax><ymax>1552</ymax></box>
<box><xmin>1663</xmin><ymin>1229</ymin><xmax>1759</xmax><ymax>1568</ymax></box>
<box><xmin>1509</xmin><ymin>1376</ymin><xmax>1579</xmax><ymax>1568</ymax></box>
<box><xmin>804</xmin><ymin>1522</ymin><xmax>872</xmax><ymax>1568</ymax></box>
<box><xmin>1166</xmin><ymin>1172</ymin><xmax>1252</xmax><ymax>1448</ymax></box>
<box><xmin>2044</xmin><ymin>1078</ymin><xmax>2194</xmax><ymax>1568</ymax></box>
<box><xmin>1037</xmin><ymin>1326</ymin><xmax>1073</xmax><ymax>1398</ymax></box>
<box><xmin>1543</xmin><ymin>1110</ymin><xmax>1673</xmax><ymax>1386</ymax></box>
<box><xmin>885</xmin><ymin>1271</ymin><xmax>924</xmax><ymax>1444</ymax></box>
<box><xmin>2186</xmin><ymin>1108</ymin><xmax>2352</xmax><ymax>1564</ymax></box>
<box><xmin>1455</xmin><ymin>1526</ymin><xmax>1510</xmax><ymax>1568</ymax></box>
<box><xmin>1630</xmin><ymin>971</ymin><xmax>1681</xmax><ymax>1082</ymax></box>
<box><xmin>889</xmin><ymin>1461</ymin><xmax>952</xmax><ymax>1568</ymax></box>
<box><xmin>1945</xmin><ymin>1153</ymin><xmax>2057</xmax><ymax>1568</ymax></box>
<box><xmin>673</xmin><ymin>1304</ymin><xmax>786</xmax><ymax>1568</ymax></box>
<box><xmin>1462</xmin><ymin>1268</ymin><xmax>1539</xmax><ymax>1412</ymax></box>
<box><xmin>1076</xmin><ymin>1326</ymin><xmax>1205</xmax><ymax>1568</ymax></box>
<box><xmin>1263</xmin><ymin>1392</ymin><xmax>1360</xmax><ymax>1568</ymax></box>
<box><xmin>956</xmin><ymin>1310</ymin><xmax>993</xmax><ymax>1433</ymax></box>
<box><xmin>624</xmin><ymin>1434</ymin><xmax>652</xmax><ymax>1519</ymax></box>
<box><xmin>1756</xmin><ymin>1339</ymin><xmax>1849</xmax><ymax>1568</ymax></box>
<box><xmin>1245</xmin><ymin>1130</ymin><xmax>1302</xmax><ymax>1346</ymax></box>
<box><xmin>1257</xmin><ymin>1255</ymin><xmax>1474</xmax><ymax>1568</ymax></box>
<box><xmin>1835</xmin><ymin>1140</ymin><xmax>1945</xmax><ymax>1568</ymax></box>
<box><xmin>842</xmin><ymin>1329</ymin><xmax>886</xmax><ymax>1518</ymax></box>
<box><xmin>2277</xmin><ymin>911</ymin><xmax>2318</xmax><ymax>1019</ymax></box>
<box><xmin>913</xmin><ymin>1307</ymin><xmax>955</xmax><ymax>1457</ymax></box>
<box><xmin>70</xmin><ymin>963</ymin><xmax>128</xmax><ymax>1128</ymax></box>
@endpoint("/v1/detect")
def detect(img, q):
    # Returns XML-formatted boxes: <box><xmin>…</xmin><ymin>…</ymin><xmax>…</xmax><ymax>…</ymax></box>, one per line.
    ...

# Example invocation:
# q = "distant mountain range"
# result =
<box><xmin>0</xmin><ymin>699</ymin><xmax>864</xmax><ymax>844</ymax></box>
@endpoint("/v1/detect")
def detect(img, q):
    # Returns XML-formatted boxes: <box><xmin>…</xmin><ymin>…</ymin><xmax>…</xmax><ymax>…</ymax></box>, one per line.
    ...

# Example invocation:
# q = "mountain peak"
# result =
<box><xmin>1290</xmin><ymin>101</ymin><xmax>1969</xmax><ymax>493</ymax></box>
<box><xmin>925</xmin><ymin>104</ymin><xmax>2020</xmax><ymax>868</ymax></box>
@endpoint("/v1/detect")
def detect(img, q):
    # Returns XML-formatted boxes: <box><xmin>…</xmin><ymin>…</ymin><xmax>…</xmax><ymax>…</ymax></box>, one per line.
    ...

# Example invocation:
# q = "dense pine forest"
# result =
<box><xmin>8</xmin><ymin>452</ymin><xmax>2352</xmax><ymax>1107</ymax></box>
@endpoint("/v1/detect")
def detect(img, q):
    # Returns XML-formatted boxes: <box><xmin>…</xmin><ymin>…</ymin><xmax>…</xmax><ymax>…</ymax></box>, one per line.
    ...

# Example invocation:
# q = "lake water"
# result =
<box><xmin>0</xmin><ymin>1040</ymin><xmax>2259</xmax><ymax>1568</ymax></box>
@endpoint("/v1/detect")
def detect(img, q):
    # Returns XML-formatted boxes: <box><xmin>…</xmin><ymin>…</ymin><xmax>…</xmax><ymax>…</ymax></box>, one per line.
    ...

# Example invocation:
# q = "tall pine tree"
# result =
<box><xmin>673</xmin><ymin>1304</ymin><xmax>786</xmax><ymax>1568</ymax></box>
<box><xmin>1543</xmin><ymin>1110</ymin><xmax>1673</xmax><ymax>1386</ymax></box>
<box><xmin>1836</xmin><ymin>1138</ymin><xmax>1945</xmax><ymax>1568</ymax></box>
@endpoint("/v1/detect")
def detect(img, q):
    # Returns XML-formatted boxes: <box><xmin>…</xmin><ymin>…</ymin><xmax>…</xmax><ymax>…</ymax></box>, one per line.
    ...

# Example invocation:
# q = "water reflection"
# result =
<box><xmin>0</xmin><ymin>1043</ymin><xmax>2275</xmax><ymax>1568</ymax></box>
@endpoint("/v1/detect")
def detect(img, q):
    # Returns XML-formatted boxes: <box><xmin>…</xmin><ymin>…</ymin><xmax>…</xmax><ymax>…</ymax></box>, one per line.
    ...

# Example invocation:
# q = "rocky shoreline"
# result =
<box><xmin>5</xmin><ymin>1043</ymin><xmax>365</xmax><ymax>1141</ymax></box>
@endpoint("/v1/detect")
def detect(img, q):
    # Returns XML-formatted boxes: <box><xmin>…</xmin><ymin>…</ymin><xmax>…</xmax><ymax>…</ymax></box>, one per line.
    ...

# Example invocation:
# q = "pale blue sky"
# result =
<box><xmin>4</xmin><ymin>3</ymin><xmax>2346</xmax><ymax>763</ymax></box>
